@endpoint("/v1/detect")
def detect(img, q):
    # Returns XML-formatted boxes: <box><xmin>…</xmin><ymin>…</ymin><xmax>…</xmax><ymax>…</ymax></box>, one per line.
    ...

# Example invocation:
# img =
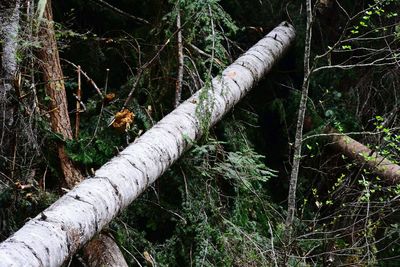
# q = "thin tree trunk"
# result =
<box><xmin>284</xmin><ymin>0</ymin><xmax>313</xmax><ymax>259</ymax></box>
<box><xmin>174</xmin><ymin>8</ymin><xmax>184</xmax><ymax>107</ymax></box>
<box><xmin>38</xmin><ymin>2</ymin><xmax>127</xmax><ymax>266</ymax></box>
<box><xmin>0</xmin><ymin>0</ymin><xmax>20</xmax><ymax>188</ymax></box>
<box><xmin>0</xmin><ymin>22</ymin><xmax>296</xmax><ymax>266</ymax></box>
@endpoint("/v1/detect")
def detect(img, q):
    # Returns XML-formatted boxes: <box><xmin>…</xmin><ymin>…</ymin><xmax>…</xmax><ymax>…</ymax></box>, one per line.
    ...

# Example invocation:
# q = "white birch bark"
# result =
<box><xmin>0</xmin><ymin>22</ymin><xmax>295</xmax><ymax>267</ymax></box>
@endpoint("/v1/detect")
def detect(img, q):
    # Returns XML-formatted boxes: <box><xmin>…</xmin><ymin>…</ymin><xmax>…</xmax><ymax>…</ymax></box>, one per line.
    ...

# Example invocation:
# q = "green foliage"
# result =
<box><xmin>166</xmin><ymin>0</ymin><xmax>238</xmax><ymax>67</ymax></box>
<box><xmin>374</xmin><ymin>115</ymin><xmax>400</xmax><ymax>163</ymax></box>
<box><xmin>66</xmin><ymin>131</ymin><xmax>119</xmax><ymax>166</ymax></box>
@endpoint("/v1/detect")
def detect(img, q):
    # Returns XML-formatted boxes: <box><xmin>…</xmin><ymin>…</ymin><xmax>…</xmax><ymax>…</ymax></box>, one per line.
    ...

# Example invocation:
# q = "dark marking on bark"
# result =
<box><xmin>66</xmin><ymin>241</ymin><xmax>71</xmax><ymax>254</ymax></box>
<box><xmin>140</xmin><ymin>158</ymin><xmax>147</xmax><ymax>168</ymax></box>
<box><xmin>64</xmin><ymin>193</ymin><xmax>101</xmax><ymax>233</ymax></box>
<box><xmin>174</xmin><ymin>112</ymin><xmax>200</xmax><ymax>140</ymax></box>
<box><xmin>124</xmin><ymin>158</ymin><xmax>146</xmax><ymax>180</ymax></box>
<box><xmin>229</xmin><ymin>76</ymin><xmax>240</xmax><ymax>89</ymax></box>
<box><xmin>94</xmin><ymin>219</ymin><xmax>99</xmax><ymax>233</ymax></box>
<box><xmin>144</xmin><ymin>142</ymin><xmax>170</xmax><ymax>171</ymax></box>
<box><xmin>266</xmin><ymin>35</ymin><xmax>283</xmax><ymax>46</ymax></box>
<box><xmin>135</xmin><ymin>158</ymin><xmax>151</xmax><ymax>186</ymax></box>
<box><xmin>66</xmin><ymin>193</ymin><xmax>92</xmax><ymax>206</ymax></box>
<box><xmin>149</xmin><ymin>128</ymin><xmax>176</xmax><ymax>161</ymax></box>
<box><xmin>106</xmin><ymin>173</ymin><xmax>125</xmax><ymax>209</ymax></box>
<box><xmin>239</xmin><ymin>61</ymin><xmax>259</xmax><ymax>80</ymax></box>
<box><xmin>250</xmin><ymin>53</ymin><xmax>266</xmax><ymax>65</ymax></box>
<box><xmin>101</xmin><ymin>175</ymin><xmax>122</xmax><ymax>200</ymax></box>
<box><xmin>257</xmin><ymin>44</ymin><xmax>280</xmax><ymax>59</ymax></box>
<box><xmin>24</xmin><ymin>242</ymin><xmax>44</xmax><ymax>266</ymax></box>
<box><xmin>40</xmin><ymin>212</ymin><xmax>47</xmax><ymax>221</ymax></box>
<box><xmin>5</xmin><ymin>239</ymin><xmax>44</xmax><ymax>266</ymax></box>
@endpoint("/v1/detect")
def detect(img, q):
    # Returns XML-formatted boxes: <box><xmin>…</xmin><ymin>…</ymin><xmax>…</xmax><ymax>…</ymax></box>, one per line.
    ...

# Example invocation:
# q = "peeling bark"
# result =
<box><xmin>0</xmin><ymin>22</ymin><xmax>296</xmax><ymax>266</ymax></box>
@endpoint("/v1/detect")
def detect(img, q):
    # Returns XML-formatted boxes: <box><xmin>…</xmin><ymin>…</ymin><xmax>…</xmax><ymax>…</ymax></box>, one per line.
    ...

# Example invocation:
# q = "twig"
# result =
<box><xmin>11</xmin><ymin>134</ymin><xmax>17</xmax><ymax>180</ymax></box>
<box><xmin>88</xmin><ymin>0</ymin><xmax>150</xmax><ymax>25</ymax></box>
<box><xmin>42</xmin><ymin>166</ymin><xmax>48</xmax><ymax>191</ymax></box>
<box><xmin>188</xmin><ymin>43</ymin><xmax>223</xmax><ymax>66</ymax></box>
<box><xmin>302</xmin><ymin>127</ymin><xmax>400</xmax><ymax>143</ymax></box>
<box><xmin>104</xmin><ymin>68</ymin><xmax>110</xmax><ymax>92</ymax></box>
<box><xmin>75</xmin><ymin>65</ymin><xmax>81</xmax><ymax>139</ymax></box>
<box><xmin>123</xmin><ymin>68</ymin><xmax>143</xmax><ymax>109</ymax></box>
<box><xmin>85</xmin><ymin>69</ymin><xmax>109</xmax><ymax>149</ymax></box>
<box><xmin>268</xmin><ymin>221</ymin><xmax>279</xmax><ymax>267</ymax></box>
<box><xmin>72</xmin><ymin>93</ymin><xmax>87</xmax><ymax>112</ymax></box>
<box><xmin>174</xmin><ymin>8</ymin><xmax>184</xmax><ymax>108</ymax></box>
<box><xmin>122</xmin><ymin>22</ymin><xmax>187</xmax><ymax>108</ymax></box>
<box><xmin>207</xmin><ymin>5</ymin><xmax>216</xmax><ymax>77</ymax></box>
<box><xmin>62</xmin><ymin>59</ymin><xmax>104</xmax><ymax>98</ymax></box>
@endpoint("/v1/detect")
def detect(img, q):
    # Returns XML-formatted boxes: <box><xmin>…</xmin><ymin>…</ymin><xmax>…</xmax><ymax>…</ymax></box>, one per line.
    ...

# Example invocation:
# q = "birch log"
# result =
<box><xmin>0</xmin><ymin>22</ymin><xmax>296</xmax><ymax>266</ymax></box>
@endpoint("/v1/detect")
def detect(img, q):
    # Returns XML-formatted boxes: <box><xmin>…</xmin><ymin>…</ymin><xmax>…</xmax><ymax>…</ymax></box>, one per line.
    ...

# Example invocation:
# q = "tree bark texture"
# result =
<box><xmin>38</xmin><ymin>1</ymin><xmax>83</xmax><ymax>187</ymax></box>
<box><xmin>0</xmin><ymin>0</ymin><xmax>20</xmax><ymax>186</ymax></box>
<box><xmin>83</xmin><ymin>233</ymin><xmax>128</xmax><ymax>267</ymax></box>
<box><xmin>0</xmin><ymin>22</ymin><xmax>296</xmax><ymax>267</ymax></box>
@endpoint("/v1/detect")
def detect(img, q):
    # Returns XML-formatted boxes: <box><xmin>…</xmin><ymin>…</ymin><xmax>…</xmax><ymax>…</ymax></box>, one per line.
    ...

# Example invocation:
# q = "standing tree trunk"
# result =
<box><xmin>38</xmin><ymin>2</ymin><xmax>127</xmax><ymax>266</ymax></box>
<box><xmin>0</xmin><ymin>22</ymin><xmax>296</xmax><ymax>266</ymax></box>
<box><xmin>0</xmin><ymin>0</ymin><xmax>20</xmax><ymax>187</ymax></box>
<box><xmin>174</xmin><ymin>8</ymin><xmax>184</xmax><ymax>108</ymax></box>
<box><xmin>38</xmin><ymin>1</ymin><xmax>83</xmax><ymax>187</ymax></box>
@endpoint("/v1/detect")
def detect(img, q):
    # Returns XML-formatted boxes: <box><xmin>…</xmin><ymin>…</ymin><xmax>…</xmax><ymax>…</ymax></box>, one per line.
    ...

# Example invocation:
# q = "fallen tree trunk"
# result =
<box><xmin>325</xmin><ymin>127</ymin><xmax>400</xmax><ymax>183</ymax></box>
<box><xmin>0</xmin><ymin>22</ymin><xmax>296</xmax><ymax>266</ymax></box>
